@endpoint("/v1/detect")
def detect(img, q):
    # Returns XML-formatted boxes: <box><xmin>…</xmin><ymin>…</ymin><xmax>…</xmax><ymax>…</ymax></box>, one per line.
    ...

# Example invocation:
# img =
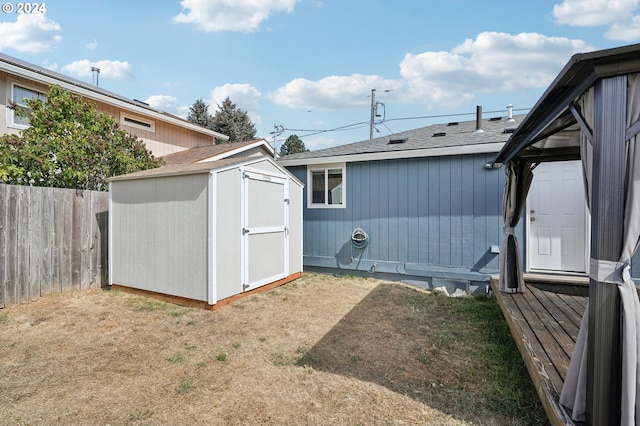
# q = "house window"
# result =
<box><xmin>9</xmin><ymin>83</ymin><xmax>46</xmax><ymax>128</ymax></box>
<box><xmin>308</xmin><ymin>165</ymin><xmax>345</xmax><ymax>208</ymax></box>
<box><xmin>120</xmin><ymin>111</ymin><xmax>155</xmax><ymax>132</ymax></box>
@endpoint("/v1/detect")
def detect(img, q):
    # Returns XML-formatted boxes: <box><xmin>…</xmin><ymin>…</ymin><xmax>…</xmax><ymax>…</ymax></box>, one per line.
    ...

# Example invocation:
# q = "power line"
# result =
<box><xmin>280</xmin><ymin>107</ymin><xmax>531</xmax><ymax>138</ymax></box>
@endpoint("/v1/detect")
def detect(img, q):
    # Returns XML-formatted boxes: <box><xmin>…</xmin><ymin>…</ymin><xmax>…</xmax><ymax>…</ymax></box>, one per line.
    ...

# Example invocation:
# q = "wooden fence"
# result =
<box><xmin>0</xmin><ymin>184</ymin><xmax>109</xmax><ymax>308</ymax></box>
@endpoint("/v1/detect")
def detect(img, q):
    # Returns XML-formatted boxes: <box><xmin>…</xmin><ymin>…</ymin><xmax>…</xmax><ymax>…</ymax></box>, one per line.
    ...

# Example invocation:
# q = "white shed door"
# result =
<box><xmin>241</xmin><ymin>170</ymin><xmax>289</xmax><ymax>291</ymax></box>
<box><xmin>527</xmin><ymin>160</ymin><xmax>588</xmax><ymax>273</ymax></box>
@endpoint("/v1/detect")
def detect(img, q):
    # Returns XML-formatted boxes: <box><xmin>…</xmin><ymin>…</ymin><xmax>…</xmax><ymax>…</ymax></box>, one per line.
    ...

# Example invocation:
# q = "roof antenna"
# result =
<box><xmin>91</xmin><ymin>66</ymin><xmax>100</xmax><ymax>87</ymax></box>
<box><xmin>506</xmin><ymin>104</ymin><xmax>515</xmax><ymax>123</ymax></box>
<box><xmin>473</xmin><ymin>105</ymin><xmax>484</xmax><ymax>134</ymax></box>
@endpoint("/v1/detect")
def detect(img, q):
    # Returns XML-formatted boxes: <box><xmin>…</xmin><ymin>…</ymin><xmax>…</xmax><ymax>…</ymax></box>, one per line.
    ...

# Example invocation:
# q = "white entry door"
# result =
<box><xmin>527</xmin><ymin>160</ymin><xmax>588</xmax><ymax>273</ymax></box>
<box><xmin>241</xmin><ymin>170</ymin><xmax>289</xmax><ymax>291</ymax></box>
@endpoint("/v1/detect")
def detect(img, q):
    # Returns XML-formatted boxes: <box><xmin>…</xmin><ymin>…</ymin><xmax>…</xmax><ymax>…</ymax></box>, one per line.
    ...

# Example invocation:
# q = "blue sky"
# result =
<box><xmin>0</xmin><ymin>0</ymin><xmax>638</xmax><ymax>152</ymax></box>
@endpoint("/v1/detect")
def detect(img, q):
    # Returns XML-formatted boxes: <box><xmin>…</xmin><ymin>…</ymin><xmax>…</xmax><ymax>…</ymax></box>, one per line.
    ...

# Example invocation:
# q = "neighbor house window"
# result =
<box><xmin>308</xmin><ymin>164</ymin><xmax>345</xmax><ymax>208</ymax></box>
<box><xmin>120</xmin><ymin>111</ymin><xmax>155</xmax><ymax>132</ymax></box>
<box><xmin>9</xmin><ymin>83</ymin><xmax>46</xmax><ymax>128</ymax></box>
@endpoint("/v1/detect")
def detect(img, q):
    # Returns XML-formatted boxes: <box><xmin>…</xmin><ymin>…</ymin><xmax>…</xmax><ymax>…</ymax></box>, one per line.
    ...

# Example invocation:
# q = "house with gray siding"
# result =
<box><xmin>278</xmin><ymin>111</ymin><xmax>522</xmax><ymax>293</ymax></box>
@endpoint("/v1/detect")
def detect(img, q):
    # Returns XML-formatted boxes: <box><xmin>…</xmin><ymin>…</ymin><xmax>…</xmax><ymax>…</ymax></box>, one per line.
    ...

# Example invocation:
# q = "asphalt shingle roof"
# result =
<box><xmin>279</xmin><ymin>114</ymin><xmax>524</xmax><ymax>162</ymax></box>
<box><xmin>160</xmin><ymin>139</ymin><xmax>269</xmax><ymax>165</ymax></box>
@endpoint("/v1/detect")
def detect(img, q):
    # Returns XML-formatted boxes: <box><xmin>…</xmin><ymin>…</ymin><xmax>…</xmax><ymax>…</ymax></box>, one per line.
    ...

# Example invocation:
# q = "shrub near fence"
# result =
<box><xmin>0</xmin><ymin>184</ymin><xmax>108</xmax><ymax>308</ymax></box>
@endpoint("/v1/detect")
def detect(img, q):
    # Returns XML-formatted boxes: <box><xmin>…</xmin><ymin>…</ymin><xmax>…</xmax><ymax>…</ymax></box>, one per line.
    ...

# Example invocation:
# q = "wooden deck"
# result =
<box><xmin>491</xmin><ymin>276</ymin><xmax>588</xmax><ymax>426</ymax></box>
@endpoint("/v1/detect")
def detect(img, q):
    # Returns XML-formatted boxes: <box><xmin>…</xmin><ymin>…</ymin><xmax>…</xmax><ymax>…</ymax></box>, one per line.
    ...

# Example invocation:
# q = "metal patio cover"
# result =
<box><xmin>492</xmin><ymin>43</ymin><xmax>640</xmax><ymax>425</ymax></box>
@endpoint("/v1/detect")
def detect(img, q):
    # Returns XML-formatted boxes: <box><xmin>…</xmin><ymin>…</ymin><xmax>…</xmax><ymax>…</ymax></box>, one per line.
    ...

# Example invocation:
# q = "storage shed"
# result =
<box><xmin>108</xmin><ymin>156</ymin><xmax>303</xmax><ymax>309</ymax></box>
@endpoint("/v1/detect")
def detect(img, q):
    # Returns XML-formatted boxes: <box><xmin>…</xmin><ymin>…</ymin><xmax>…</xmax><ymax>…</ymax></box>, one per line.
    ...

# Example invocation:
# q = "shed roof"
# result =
<box><xmin>109</xmin><ymin>155</ymin><xmax>302</xmax><ymax>186</ymax></box>
<box><xmin>160</xmin><ymin>139</ymin><xmax>274</xmax><ymax>165</ymax></box>
<box><xmin>0</xmin><ymin>52</ymin><xmax>229</xmax><ymax>142</ymax></box>
<box><xmin>278</xmin><ymin>113</ymin><xmax>524</xmax><ymax>166</ymax></box>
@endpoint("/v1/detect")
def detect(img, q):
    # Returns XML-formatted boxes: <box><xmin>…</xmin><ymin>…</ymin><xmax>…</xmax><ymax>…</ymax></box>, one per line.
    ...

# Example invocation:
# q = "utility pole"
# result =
<box><xmin>369</xmin><ymin>89</ymin><xmax>376</xmax><ymax>139</ymax></box>
<box><xmin>369</xmin><ymin>89</ymin><xmax>390</xmax><ymax>139</ymax></box>
<box><xmin>270</xmin><ymin>124</ymin><xmax>284</xmax><ymax>158</ymax></box>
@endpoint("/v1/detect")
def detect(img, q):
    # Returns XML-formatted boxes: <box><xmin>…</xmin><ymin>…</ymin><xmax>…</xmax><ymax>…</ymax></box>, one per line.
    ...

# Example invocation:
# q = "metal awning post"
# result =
<box><xmin>587</xmin><ymin>75</ymin><xmax>627</xmax><ymax>425</ymax></box>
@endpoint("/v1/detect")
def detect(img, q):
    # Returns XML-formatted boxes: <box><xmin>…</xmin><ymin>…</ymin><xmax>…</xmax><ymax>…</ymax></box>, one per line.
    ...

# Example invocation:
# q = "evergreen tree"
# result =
<box><xmin>0</xmin><ymin>84</ymin><xmax>162</xmax><ymax>191</ymax></box>
<box><xmin>279</xmin><ymin>134</ymin><xmax>309</xmax><ymax>156</ymax></box>
<box><xmin>186</xmin><ymin>98</ymin><xmax>212</xmax><ymax>128</ymax></box>
<box><xmin>210</xmin><ymin>97</ymin><xmax>257</xmax><ymax>143</ymax></box>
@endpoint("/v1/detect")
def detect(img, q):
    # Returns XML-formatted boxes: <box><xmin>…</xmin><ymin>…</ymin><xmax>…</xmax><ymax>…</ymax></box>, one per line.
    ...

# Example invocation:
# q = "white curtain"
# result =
<box><xmin>561</xmin><ymin>74</ymin><xmax>640</xmax><ymax>425</ymax></box>
<box><xmin>499</xmin><ymin>160</ymin><xmax>533</xmax><ymax>293</ymax></box>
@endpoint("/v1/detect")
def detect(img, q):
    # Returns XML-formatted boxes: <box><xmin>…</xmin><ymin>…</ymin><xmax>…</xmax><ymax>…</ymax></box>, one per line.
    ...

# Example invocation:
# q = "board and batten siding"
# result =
<box><xmin>287</xmin><ymin>153</ymin><xmax>505</xmax><ymax>281</ymax></box>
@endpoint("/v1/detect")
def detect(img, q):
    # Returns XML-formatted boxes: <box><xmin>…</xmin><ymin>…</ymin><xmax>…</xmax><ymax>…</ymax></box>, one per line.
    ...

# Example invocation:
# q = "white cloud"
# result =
<box><xmin>86</xmin><ymin>38</ymin><xmax>98</xmax><ymax>50</ymax></box>
<box><xmin>145</xmin><ymin>95</ymin><xmax>189</xmax><ymax>117</ymax></box>
<box><xmin>270</xmin><ymin>74</ymin><xmax>403</xmax><ymax>110</ymax></box>
<box><xmin>209</xmin><ymin>83</ymin><xmax>262</xmax><ymax>124</ymax></box>
<box><xmin>173</xmin><ymin>0</ymin><xmax>300</xmax><ymax>32</ymax></box>
<box><xmin>271</xmin><ymin>32</ymin><xmax>591</xmax><ymax>111</ymax></box>
<box><xmin>301</xmin><ymin>135</ymin><xmax>340</xmax><ymax>151</ymax></box>
<box><xmin>0</xmin><ymin>13</ymin><xmax>62</xmax><ymax>53</ymax></box>
<box><xmin>552</xmin><ymin>0</ymin><xmax>639</xmax><ymax>26</ymax></box>
<box><xmin>552</xmin><ymin>0</ymin><xmax>640</xmax><ymax>41</ymax></box>
<box><xmin>60</xmin><ymin>59</ymin><xmax>134</xmax><ymax>80</ymax></box>
<box><xmin>401</xmin><ymin>32</ymin><xmax>591</xmax><ymax>107</ymax></box>
<box><xmin>42</xmin><ymin>59</ymin><xmax>58</xmax><ymax>71</ymax></box>
<box><xmin>606</xmin><ymin>15</ymin><xmax>640</xmax><ymax>40</ymax></box>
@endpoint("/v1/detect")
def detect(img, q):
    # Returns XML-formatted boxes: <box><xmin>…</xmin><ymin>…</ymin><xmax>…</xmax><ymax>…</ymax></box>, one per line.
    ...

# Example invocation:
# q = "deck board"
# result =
<box><xmin>491</xmin><ymin>279</ymin><xmax>587</xmax><ymax>426</ymax></box>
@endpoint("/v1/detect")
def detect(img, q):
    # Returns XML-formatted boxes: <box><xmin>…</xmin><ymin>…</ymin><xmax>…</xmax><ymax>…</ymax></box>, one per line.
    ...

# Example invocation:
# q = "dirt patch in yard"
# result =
<box><xmin>0</xmin><ymin>273</ymin><xmax>547</xmax><ymax>425</ymax></box>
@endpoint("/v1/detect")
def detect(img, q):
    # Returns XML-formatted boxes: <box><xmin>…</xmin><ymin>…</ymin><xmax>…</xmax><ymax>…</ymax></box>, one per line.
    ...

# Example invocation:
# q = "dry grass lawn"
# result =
<box><xmin>0</xmin><ymin>273</ymin><xmax>546</xmax><ymax>425</ymax></box>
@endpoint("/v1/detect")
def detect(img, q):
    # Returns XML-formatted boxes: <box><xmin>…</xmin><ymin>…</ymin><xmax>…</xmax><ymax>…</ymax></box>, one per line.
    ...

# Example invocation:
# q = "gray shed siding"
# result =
<box><xmin>287</xmin><ymin>153</ymin><xmax>505</xmax><ymax>283</ymax></box>
<box><xmin>111</xmin><ymin>174</ymin><xmax>209</xmax><ymax>300</ymax></box>
<box><xmin>215</xmin><ymin>167</ymin><xmax>242</xmax><ymax>300</ymax></box>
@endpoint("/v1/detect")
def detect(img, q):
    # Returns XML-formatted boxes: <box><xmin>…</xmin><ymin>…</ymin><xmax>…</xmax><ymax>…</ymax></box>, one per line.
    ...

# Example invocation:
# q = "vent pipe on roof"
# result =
<box><xmin>473</xmin><ymin>105</ymin><xmax>484</xmax><ymax>134</ymax></box>
<box><xmin>506</xmin><ymin>104</ymin><xmax>515</xmax><ymax>123</ymax></box>
<box><xmin>91</xmin><ymin>66</ymin><xmax>100</xmax><ymax>87</ymax></box>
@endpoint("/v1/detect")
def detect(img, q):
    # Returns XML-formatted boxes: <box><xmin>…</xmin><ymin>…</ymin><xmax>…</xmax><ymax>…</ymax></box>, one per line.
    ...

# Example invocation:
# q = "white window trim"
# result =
<box><xmin>307</xmin><ymin>163</ymin><xmax>346</xmax><ymax>209</ymax></box>
<box><xmin>6</xmin><ymin>81</ymin><xmax>46</xmax><ymax>130</ymax></box>
<box><xmin>120</xmin><ymin>111</ymin><xmax>155</xmax><ymax>132</ymax></box>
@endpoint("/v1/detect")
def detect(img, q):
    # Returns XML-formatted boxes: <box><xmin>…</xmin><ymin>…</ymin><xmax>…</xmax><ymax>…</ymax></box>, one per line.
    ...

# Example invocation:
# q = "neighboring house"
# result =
<box><xmin>161</xmin><ymin>138</ymin><xmax>275</xmax><ymax>165</ymax></box>
<box><xmin>0</xmin><ymin>52</ymin><xmax>228</xmax><ymax>157</ymax></box>
<box><xmin>278</xmin><ymin>110</ymin><xmax>524</xmax><ymax>293</ymax></box>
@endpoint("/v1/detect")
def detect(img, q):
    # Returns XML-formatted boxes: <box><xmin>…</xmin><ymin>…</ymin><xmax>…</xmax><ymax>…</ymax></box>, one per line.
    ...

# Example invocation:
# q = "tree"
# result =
<box><xmin>0</xmin><ymin>84</ymin><xmax>162</xmax><ymax>191</ymax></box>
<box><xmin>186</xmin><ymin>98</ymin><xmax>212</xmax><ymax>128</ymax></box>
<box><xmin>279</xmin><ymin>134</ymin><xmax>309</xmax><ymax>156</ymax></box>
<box><xmin>209</xmin><ymin>97</ymin><xmax>256</xmax><ymax>143</ymax></box>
